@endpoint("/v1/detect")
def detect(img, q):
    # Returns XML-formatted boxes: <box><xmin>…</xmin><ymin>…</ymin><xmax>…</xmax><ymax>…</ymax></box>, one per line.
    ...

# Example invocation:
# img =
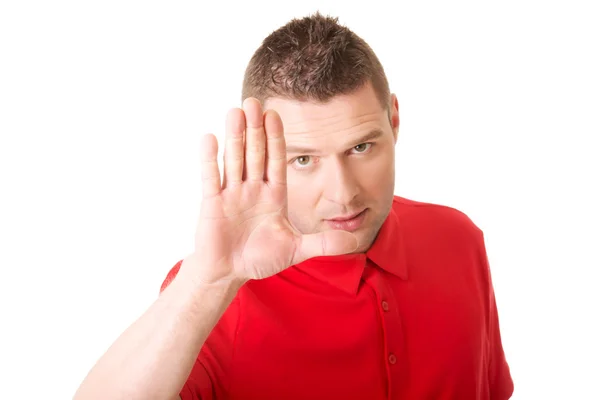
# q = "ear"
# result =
<box><xmin>390</xmin><ymin>93</ymin><xmax>400</xmax><ymax>143</ymax></box>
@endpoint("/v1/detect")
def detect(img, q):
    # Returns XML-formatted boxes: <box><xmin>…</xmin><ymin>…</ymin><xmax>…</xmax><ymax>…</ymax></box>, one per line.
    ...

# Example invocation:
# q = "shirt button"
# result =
<box><xmin>388</xmin><ymin>354</ymin><xmax>397</xmax><ymax>364</ymax></box>
<box><xmin>381</xmin><ymin>301</ymin><xmax>389</xmax><ymax>312</ymax></box>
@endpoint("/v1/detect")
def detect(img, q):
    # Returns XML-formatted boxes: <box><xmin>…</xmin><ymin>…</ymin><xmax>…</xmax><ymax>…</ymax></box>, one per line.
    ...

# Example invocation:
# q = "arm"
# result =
<box><xmin>73</xmin><ymin>98</ymin><xmax>356</xmax><ymax>399</ymax></box>
<box><xmin>73</xmin><ymin>255</ymin><xmax>243</xmax><ymax>400</ymax></box>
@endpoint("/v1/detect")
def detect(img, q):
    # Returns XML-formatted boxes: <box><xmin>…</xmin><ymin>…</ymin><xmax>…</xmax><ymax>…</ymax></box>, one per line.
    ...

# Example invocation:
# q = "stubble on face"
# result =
<box><xmin>265</xmin><ymin>83</ymin><xmax>399</xmax><ymax>254</ymax></box>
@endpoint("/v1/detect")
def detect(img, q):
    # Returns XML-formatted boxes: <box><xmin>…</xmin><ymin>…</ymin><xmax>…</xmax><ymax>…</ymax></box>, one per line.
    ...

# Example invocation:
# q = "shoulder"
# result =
<box><xmin>391</xmin><ymin>195</ymin><xmax>484</xmax><ymax>245</ymax></box>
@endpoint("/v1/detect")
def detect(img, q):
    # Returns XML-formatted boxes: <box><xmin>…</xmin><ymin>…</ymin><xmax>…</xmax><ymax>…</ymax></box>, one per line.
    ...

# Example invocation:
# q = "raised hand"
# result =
<box><xmin>182</xmin><ymin>98</ymin><xmax>358</xmax><ymax>285</ymax></box>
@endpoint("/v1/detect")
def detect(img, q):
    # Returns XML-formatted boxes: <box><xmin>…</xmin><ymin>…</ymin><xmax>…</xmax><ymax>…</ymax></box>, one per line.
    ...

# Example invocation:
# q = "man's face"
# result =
<box><xmin>264</xmin><ymin>83</ymin><xmax>400</xmax><ymax>253</ymax></box>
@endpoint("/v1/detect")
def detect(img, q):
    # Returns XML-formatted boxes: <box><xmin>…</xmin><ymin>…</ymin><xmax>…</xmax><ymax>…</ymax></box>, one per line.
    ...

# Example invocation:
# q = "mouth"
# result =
<box><xmin>324</xmin><ymin>209</ymin><xmax>367</xmax><ymax>232</ymax></box>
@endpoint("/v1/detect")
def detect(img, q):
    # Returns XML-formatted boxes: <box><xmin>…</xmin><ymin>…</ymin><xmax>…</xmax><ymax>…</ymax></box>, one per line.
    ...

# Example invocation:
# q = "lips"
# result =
<box><xmin>324</xmin><ymin>209</ymin><xmax>367</xmax><ymax>232</ymax></box>
<box><xmin>326</xmin><ymin>210</ymin><xmax>365</xmax><ymax>222</ymax></box>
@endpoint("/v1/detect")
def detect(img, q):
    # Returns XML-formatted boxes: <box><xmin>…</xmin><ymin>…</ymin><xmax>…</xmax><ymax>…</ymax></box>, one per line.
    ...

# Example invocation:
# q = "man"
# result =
<box><xmin>74</xmin><ymin>12</ymin><xmax>513</xmax><ymax>400</ymax></box>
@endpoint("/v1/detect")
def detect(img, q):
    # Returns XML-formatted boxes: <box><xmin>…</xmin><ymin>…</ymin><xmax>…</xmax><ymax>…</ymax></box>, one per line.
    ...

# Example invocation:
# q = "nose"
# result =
<box><xmin>322</xmin><ymin>158</ymin><xmax>359</xmax><ymax>205</ymax></box>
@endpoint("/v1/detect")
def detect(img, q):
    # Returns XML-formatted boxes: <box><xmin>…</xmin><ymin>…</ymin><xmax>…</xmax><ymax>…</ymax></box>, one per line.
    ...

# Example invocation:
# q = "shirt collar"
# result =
<box><xmin>292</xmin><ymin>203</ymin><xmax>408</xmax><ymax>295</ymax></box>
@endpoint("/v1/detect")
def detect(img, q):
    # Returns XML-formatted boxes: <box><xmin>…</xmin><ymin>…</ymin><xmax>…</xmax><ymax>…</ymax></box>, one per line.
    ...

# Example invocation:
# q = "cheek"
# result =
<box><xmin>357</xmin><ymin>153</ymin><xmax>395</xmax><ymax>196</ymax></box>
<box><xmin>286</xmin><ymin>176</ymin><xmax>321</xmax><ymax>230</ymax></box>
<box><xmin>287</xmin><ymin>173</ymin><xmax>319</xmax><ymax>203</ymax></box>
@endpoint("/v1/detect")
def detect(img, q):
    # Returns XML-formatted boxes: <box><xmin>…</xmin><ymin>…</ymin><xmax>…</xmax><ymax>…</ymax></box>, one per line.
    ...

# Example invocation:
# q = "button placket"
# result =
<box><xmin>362</xmin><ymin>261</ymin><xmax>407</xmax><ymax>398</ymax></box>
<box><xmin>388</xmin><ymin>354</ymin><xmax>397</xmax><ymax>364</ymax></box>
<box><xmin>381</xmin><ymin>300</ymin><xmax>390</xmax><ymax>312</ymax></box>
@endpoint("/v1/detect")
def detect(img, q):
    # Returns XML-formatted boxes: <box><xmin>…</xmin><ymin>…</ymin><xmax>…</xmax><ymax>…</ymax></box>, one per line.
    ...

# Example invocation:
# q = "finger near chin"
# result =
<box><xmin>322</xmin><ymin>230</ymin><xmax>360</xmax><ymax>255</ymax></box>
<box><xmin>294</xmin><ymin>230</ymin><xmax>359</xmax><ymax>265</ymax></box>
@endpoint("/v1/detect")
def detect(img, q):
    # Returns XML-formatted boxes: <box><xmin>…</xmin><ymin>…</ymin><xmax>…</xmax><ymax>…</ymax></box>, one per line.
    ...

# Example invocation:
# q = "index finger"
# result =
<box><xmin>264</xmin><ymin>109</ymin><xmax>286</xmax><ymax>186</ymax></box>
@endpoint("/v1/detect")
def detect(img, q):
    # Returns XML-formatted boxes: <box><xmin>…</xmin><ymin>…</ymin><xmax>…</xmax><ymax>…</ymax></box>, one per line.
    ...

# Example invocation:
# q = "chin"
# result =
<box><xmin>360</xmin><ymin>213</ymin><xmax>389</xmax><ymax>251</ymax></box>
<box><xmin>355</xmin><ymin>230</ymin><xmax>379</xmax><ymax>253</ymax></box>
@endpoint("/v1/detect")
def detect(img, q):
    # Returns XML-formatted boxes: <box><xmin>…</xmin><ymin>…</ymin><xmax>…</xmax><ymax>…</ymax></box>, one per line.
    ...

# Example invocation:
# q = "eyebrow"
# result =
<box><xmin>285</xmin><ymin>128</ymin><xmax>386</xmax><ymax>155</ymax></box>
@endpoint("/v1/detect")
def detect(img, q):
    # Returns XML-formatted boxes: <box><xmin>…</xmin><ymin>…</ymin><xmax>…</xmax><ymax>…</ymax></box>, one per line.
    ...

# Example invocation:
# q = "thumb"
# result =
<box><xmin>292</xmin><ymin>230</ymin><xmax>359</xmax><ymax>265</ymax></box>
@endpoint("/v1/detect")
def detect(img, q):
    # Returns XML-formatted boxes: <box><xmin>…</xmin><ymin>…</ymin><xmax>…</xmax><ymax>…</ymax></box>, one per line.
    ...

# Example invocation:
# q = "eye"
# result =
<box><xmin>291</xmin><ymin>155</ymin><xmax>314</xmax><ymax>169</ymax></box>
<box><xmin>296</xmin><ymin>156</ymin><xmax>311</xmax><ymax>165</ymax></box>
<box><xmin>351</xmin><ymin>143</ymin><xmax>373</xmax><ymax>153</ymax></box>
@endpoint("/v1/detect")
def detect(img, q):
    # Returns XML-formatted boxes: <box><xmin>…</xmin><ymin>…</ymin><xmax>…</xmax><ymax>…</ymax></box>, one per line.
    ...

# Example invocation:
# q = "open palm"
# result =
<box><xmin>188</xmin><ymin>98</ymin><xmax>358</xmax><ymax>285</ymax></box>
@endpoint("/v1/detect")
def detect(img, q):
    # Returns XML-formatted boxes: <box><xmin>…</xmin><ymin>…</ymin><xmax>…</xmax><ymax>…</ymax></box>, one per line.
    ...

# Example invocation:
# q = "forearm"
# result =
<box><xmin>73</xmin><ymin>262</ymin><xmax>243</xmax><ymax>400</ymax></box>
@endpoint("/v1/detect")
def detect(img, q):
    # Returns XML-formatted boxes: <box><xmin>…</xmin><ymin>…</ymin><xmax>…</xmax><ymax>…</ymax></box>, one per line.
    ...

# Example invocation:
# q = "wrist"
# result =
<box><xmin>175</xmin><ymin>253</ymin><xmax>247</xmax><ymax>296</ymax></box>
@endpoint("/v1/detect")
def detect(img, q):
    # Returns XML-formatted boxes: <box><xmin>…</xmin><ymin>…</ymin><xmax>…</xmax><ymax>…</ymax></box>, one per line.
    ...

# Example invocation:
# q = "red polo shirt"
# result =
<box><xmin>160</xmin><ymin>196</ymin><xmax>514</xmax><ymax>399</ymax></box>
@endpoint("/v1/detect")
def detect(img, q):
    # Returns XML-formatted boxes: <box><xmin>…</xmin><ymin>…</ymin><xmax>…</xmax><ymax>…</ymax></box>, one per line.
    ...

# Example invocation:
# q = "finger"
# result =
<box><xmin>199</xmin><ymin>133</ymin><xmax>221</xmax><ymax>198</ymax></box>
<box><xmin>292</xmin><ymin>230</ymin><xmax>359</xmax><ymax>265</ymax></box>
<box><xmin>223</xmin><ymin>108</ymin><xmax>245</xmax><ymax>188</ymax></box>
<box><xmin>242</xmin><ymin>97</ymin><xmax>267</xmax><ymax>181</ymax></box>
<box><xmin>264</xmin><ymin>109</ymin><xmax>287</xmax><ymax>186</ymax></box>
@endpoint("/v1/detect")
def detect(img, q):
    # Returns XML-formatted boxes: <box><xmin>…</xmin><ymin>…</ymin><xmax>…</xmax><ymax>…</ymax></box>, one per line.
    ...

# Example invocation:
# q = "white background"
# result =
<box><xmin>1</xmin><ymin>1</ymin><xmax>599</xmax><ymax>398</ymax></box>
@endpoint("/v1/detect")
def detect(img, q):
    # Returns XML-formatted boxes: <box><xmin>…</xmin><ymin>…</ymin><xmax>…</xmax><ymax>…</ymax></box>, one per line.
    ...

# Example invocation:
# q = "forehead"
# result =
<box><xmin>263</xmin><ymin>83</ymin><xmax>388</xmax><ymax>143</ymax></box>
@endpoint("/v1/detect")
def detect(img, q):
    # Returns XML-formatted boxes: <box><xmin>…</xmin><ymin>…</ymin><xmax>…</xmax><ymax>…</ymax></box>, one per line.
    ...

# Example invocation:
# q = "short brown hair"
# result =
<box><xmin>241</xmin><ymin>12</ymin><xmax>391</xmax><ymax>111</ymax></box>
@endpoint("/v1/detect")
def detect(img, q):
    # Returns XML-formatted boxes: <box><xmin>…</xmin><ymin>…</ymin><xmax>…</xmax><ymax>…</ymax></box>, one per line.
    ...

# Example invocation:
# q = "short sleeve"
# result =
<box><xmin>160</xmin><ymin>260</ymin><xmax>241</xmax><ymax>400</ymax></box>
<box><xmin>477</xmin><ymin>235</ymin><xmax>515</xmax><ymax>399</ymax></box>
